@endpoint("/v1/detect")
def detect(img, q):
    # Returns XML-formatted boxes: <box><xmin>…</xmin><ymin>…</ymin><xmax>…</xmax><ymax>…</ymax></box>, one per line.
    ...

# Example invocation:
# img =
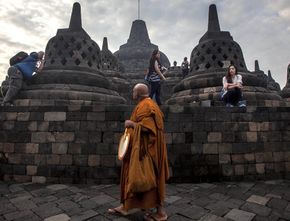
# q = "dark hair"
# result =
<box><xmin>149</xmin><ymin>49</ymin><xmax>161</xmax><ymax>71</ymax></box>
<box><xmin>184</xmin><ymin>57</ymin><xmax>187</xmax><ymax>61</ymax></box>
<box><xmin>226</xmin><ymin>64</ymin><xmax>237</xmax><ymax>83</ymax></box>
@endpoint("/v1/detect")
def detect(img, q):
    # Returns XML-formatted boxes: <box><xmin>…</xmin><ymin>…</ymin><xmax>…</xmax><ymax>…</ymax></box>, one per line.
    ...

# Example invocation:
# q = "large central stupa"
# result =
<box><xmin>114</xmin><ymin>19</ymin><xmax>170</xmax><ymax>76</ymax></box>
<box><xmin>167</xmin><ymin>4</ymin><xmax>281</xmax><ymax>105</ymax></box>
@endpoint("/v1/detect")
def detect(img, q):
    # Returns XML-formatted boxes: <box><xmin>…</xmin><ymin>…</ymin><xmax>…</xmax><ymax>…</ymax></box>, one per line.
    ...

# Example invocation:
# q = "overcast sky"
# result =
<box><xmin>0</xmin><ymin>0</ymin><xmax>289</xmax><ymax>88</ymax></box>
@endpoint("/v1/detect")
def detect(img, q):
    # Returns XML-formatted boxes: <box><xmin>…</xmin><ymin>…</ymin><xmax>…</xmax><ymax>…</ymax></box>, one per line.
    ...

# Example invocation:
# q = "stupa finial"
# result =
<box><xmin>255</xmin><ymin>60</ymin><xmax>260</xmax><ymax>71</ymax></box>
<box><xmin>208</xmin><ymin>4</ymin><xmax>221</xmax><ymax>32</ymax></box>
<box><xmin>69</xmin><ymin>2</ymin><xmax>82</xmax><ymax>31</ymax></box>
<box><xmin>102</xmin><ymin>37</ymin><xmax>108</xmax><ymax>51</ymax></box>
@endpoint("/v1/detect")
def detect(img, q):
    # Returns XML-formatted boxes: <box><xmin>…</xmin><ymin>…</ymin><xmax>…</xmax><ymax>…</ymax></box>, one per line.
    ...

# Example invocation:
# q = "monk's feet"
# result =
<box><xmin>107</xmin><ymin>205</ymin><xmax>128</xmax><ymax>216</ymax></box>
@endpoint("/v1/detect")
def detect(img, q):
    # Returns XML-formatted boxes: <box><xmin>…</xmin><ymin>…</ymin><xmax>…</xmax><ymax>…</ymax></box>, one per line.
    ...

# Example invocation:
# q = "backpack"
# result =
<box><xmin>9</xmin><ymin>51</ymin><xmax>28</xmax><ymax>66</ymax></box>
<box><xmin>182</xmin><ymin>61</ymin><xmax>189</xmax><ymax>70</ymax></box>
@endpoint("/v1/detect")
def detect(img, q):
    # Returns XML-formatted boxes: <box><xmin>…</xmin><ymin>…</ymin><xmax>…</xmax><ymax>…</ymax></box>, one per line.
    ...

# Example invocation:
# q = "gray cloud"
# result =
<box><xmin>0</xmin><ymin>0</ymin><xmax>289</xmax><ymax>88</ymax></box>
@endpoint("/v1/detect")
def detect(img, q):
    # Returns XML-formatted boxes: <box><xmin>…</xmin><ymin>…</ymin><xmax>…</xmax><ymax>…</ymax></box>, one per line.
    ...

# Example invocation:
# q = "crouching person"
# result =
<box><xmin>222</xmin><ymin>64</ymin><xmax>246</xmax><ymax>107</ymax></box>
<box><xmin>1</xmin><ymin>51</ymin><xmax>44</xmax><ymax>106</ymax></box>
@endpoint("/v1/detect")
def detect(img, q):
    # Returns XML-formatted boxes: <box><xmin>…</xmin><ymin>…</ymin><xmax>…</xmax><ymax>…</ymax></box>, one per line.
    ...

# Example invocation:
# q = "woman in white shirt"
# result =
<box><xmin>222</xmin><ymin>65</ymin><xmax>244</xmax><ymax>107</ymax></box>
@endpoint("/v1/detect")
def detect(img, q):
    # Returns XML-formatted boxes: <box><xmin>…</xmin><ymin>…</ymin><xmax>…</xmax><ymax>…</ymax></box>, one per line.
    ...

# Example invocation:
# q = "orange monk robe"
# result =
<box><xmin>120</xmin><ymin>97</ymin><xmax>170</xmax><ymax>211</ymax></box>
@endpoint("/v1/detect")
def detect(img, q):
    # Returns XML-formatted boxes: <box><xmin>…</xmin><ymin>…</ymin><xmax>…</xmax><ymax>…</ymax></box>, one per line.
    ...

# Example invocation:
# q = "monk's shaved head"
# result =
<box><xmin>133</xmin><ymin>83</ymin><xmax>149</xmax><ymax>100</ymax></box>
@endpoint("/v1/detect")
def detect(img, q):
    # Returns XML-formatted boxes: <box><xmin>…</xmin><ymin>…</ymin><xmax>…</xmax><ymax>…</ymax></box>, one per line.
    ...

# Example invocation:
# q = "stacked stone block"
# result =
<box><xmin>0</xmin><ymin>104</ymin><xmax>290</xmax><ymax>183</ymax></box>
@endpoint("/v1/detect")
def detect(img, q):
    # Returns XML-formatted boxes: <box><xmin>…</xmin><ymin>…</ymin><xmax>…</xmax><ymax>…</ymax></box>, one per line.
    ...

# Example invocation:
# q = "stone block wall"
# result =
<box><xmin>0</xmin><ymin>104</ymin><xmax>290</xmax><ymax>184</ymax></box>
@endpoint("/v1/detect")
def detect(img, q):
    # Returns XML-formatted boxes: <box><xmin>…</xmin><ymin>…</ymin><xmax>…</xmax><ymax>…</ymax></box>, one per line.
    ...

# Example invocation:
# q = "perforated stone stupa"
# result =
<box><xmin>114</xmin><ymin>19</ymin><xmax>170</xmax><ymax>76</ymax></box>
<box><xmin>281</xmin><ymin>63</ymin><xmax>290</xmax><ymax>101</ymax></box>
<box><xmin>100</xmin><ymin>37</ymin><xmax>130</xmax><ymax>102</ymax></box>
<box><xmin>267</xmin><ymin>71</ymin><xmax>281</xmax><ymax>92</ymax></box>
<box><xmin>20</xmin><ymin>2</ymin><xmax>125</xmax><ymax>104</ymax></box>
<box><xmin>101</xmin><ymin>37</ymin><xmax>123</xmax><ymax>72</ymax></box>
<box><xmin>166</xmin><ymin>4</ymin><xmax>281</xmax><ymax>105</ymax></box>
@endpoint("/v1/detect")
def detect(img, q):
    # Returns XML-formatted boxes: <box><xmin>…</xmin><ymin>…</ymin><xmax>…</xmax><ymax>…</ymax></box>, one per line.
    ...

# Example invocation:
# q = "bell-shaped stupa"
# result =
<box><xmin>114</xmin><ymin>19</ymin><xmax>170</xmax><ymax>76</ymax></box>
<box><xmin>281</xmin><ymin>63</ymin><xmax>290</xmax><ymax>101</ymax></box>
<box><xmin>19</xmin><ymin>2</ymin><xmax>126</xmax><ymax>105</ymax></box>
<box><xmin>101</xmin><ymin>37</ymin><xmax>123</xmax><ymax>72</ymax></box>
<box><xmin>267</xmin><ymin>70</ymin><xmax>281</xmax><ymax>92</ymax></box>
<box><xmin>167</xmin><ymin>4</ymin><xmax>281</xmax><ymax>105</ymax></box>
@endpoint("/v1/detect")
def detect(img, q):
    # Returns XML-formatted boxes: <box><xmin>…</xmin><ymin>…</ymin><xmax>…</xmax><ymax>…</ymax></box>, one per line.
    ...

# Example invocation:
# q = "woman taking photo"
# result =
<box><xmin>222</xmin><ymin>64</ymin><xmax>245</xmax><ymax>107</ymax></box>
<box><xmin>146</xmin><ymin>49</ymin><xmax>166</xmax><ymax>105</ymax></box>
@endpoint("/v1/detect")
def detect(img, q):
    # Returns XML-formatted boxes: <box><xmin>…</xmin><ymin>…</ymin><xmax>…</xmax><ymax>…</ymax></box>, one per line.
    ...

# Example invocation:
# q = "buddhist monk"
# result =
<box><xmin>108</xmin><ymin>83</ymin><xmax>170</xmax><ymax>221</ymax></box>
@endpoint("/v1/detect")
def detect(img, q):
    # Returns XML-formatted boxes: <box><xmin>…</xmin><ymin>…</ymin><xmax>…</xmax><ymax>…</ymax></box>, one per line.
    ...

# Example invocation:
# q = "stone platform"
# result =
<box><xmin>0</xmin><ymin>180</ymin><xmax>290</xmax><ymax>220</ymax></box>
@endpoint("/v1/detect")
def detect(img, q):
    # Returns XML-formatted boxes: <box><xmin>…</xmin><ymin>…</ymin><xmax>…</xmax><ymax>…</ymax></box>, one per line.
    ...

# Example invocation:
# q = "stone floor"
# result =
<box><xmin>0</xmin><ymin>180</ymin><xmax>290</xmax><ymax>221</ymax></box>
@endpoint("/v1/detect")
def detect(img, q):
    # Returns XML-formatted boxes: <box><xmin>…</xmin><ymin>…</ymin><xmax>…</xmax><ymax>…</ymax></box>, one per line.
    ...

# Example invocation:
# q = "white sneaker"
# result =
<box><xmin>238</xmin><ymin>101</ymin><xmax>246</xmax><ymax>107</ymax></box>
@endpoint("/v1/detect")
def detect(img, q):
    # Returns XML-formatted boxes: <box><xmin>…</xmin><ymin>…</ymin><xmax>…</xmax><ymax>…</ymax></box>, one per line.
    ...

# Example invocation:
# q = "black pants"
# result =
<box><xmin>149</xmin><ymin>81</ymin><xmax>161</xmax><ymax>105</ymax></box>
<box><xmin>3</xmin><ymin>66</ymin><xmax>23</xmax><ymax>103</ymax></box>
<box><xmin>182</xmin><ymin>69</ymin><xmax>189</xmax><ymax>78</ymax></box>
<box><xmin>222</xmin><ymin>88</ymin><xmax>242</xmax><ymax>105</ymax></box>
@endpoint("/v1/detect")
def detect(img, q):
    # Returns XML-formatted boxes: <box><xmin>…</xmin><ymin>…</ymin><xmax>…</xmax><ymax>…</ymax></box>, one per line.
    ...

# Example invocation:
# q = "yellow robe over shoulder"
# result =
<box><xmin>120</xmin><ymin>97</ymin><xmax>170</xmax><ymax>210</ymax></box>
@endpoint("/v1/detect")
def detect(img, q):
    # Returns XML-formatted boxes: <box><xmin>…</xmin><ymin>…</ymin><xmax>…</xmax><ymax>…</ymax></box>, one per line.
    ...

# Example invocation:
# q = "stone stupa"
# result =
<box><xmin>166</xmin><ymin>4</ymin><xmax>282</xmax><ymax>105</ymax></box>
<box><xmin>249</xmin><ymin>60</ymin><xmax>280</xmax><ymax>92</ymax></box>
<box><xmin>267</xmin><ymin>70</ymin><xmax>280</xmax><ymax>92</ymax></box>
<box><xmin>100</xmin><ymin>37</ymin><xmax>130</xmax><ymax>101</ymax></box>
<box><xmin>100</xmin><ymin>37</ymin><xmax>123</xmax><ymax>72</ymax></box>
<box><xmin>114</xmin><ymin>19</ymin><xmax>170</xmax><ymax>77</ymax></box>
<box><xmin>281</xmin><ymin>63</ymin><xmax>290</xmax><ymax>101</ymax></box>
<box><xmin>19</xmin><ymin>2</ymin><xmax>126</xmax><ymax>105</ymax></box>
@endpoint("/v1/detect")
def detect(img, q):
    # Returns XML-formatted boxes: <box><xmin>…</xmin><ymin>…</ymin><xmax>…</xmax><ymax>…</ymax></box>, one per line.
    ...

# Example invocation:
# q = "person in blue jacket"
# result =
<box><xmin>1</xmin><ymin>51</ymin><xmax>44</xmax><ymax>106</ymax></box>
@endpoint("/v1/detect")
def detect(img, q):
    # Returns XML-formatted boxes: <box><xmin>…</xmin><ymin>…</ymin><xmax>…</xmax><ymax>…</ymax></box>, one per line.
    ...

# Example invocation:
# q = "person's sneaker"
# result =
<box><xmin>226</xmin><ymin>103</ymin><xmax>234</xmax><ymax>107</ymax></box>
<box><xmin>238</xmin><ymin>100</ymin><xmax>246</xmax><ymax>107</ymax></box>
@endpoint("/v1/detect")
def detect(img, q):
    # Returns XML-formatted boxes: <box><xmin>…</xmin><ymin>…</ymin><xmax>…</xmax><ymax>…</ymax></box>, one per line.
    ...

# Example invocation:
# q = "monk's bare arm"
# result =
<box><xmin>125</xmin><ymin>120</ymin><xmax>135</xmax><ymax>128</ymax></box>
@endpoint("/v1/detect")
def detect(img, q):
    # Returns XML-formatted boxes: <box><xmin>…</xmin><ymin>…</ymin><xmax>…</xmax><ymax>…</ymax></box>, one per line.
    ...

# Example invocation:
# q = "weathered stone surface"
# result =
<box><xmin>13</xmin><ymin>199</ymin><xmax>37</xmax><ymax>210</ymax></box>
<box><xmin>240</xmin><ymin>202</ymin><xmax>271</xmax><ymax>216</ymax></box>
<box><xmin>208</xmin><ymin>132</ymin><xmax>222</xmax><ymax>143</ymax></box>
<box><xmin>246</xmin><ymin>195</ymin><xmax>270</xmax><ymax>205</ymax></box>
<box><xmin>0</xmin><ymin>181</ymin><xmax>289</xmax><ymax>220</ymax></box>
<box><xmin>267</xmin><ymin>198</ymin><xmax>288</xmax><ymax>210</ymax></box>
<box><xmin>224</xmin><ymin>209</ymin><xmax>255</xmax><ymax>221</ymax></box>
<box><xmin>44</xmin><ymin>214</ymin><xmax>70</xmax><ymax>221</ymax></box>
<box><xmin>44</xmin><ymin>112</ymin><xmax>66</xmax><ymax>121</ymax></box>
<box><xmin>203</xmin><ymin>144</ymin><xmax>218</xmax><ymax>154</ymax></box>
<box><xmin>198</xmin><ymin>214</ymin><xmax>228</xmax><ymax>221</ymax></box>
<box><xmin>32</xmin><ymin>205</ymin><xmax>63</xmax><ymax>219</ymax></box>
<box><xmin>52</xmin><ymin>143</ymin><xmax>68</xmax><ymax>154</ymax></box>
<box><xmin>88</xmin><ymin>155</ymin><xmax>101</xmax><ymax>167</ymax></box>
<box><xmin>4</xmin><ymin>210</ymin><xmax>35</xmax><ymax>221</ymax></box>
<box><xmin>27</xmin><ymin>165</ymin><xmax>37</xmax><ymax>176</ymax></box>
<box><xmin>47</xmin><ymin>184</ymin><xmax>68</xmax><ymax>191</ymax></box>
<box><xmin>70</xmin><ymin>209</ymin><xmax>98</xmax><ymax>221</ymax></box>
<box><xmin>17</xmin><ymin>112</ymin><xmax>30</xmax><ymax>121</ymax></box>
<box><xmin>90</xmin><ymin>194</ymin><xmax>116</xmax><ymax>205</ymax></box>
<box><xmin>32</xmin><ymin>176</ymin><xmax>46</xmax><ymax>184</ymax></box>
<box><xmin>165</xmin><ymin>195</ymin><xmax>182</xmax><ymax>204</ymax></box>
<box><xmin>178</xmin><ymin>205</ymin><xmax>207</xmax><ymax>219</ymax></box>
<box><xmin>26</xmin><ymin>143</ymin><xmax>39</xmax><ymax>153</ymax></box>
<box><xmin>234</xmin><ymin>165</ymin><xmax>245</xmax><ymax>176</ymax></box>
<box><xmin>3</xmin><ymin>143</ymin><xmax>14</xmax><ymax>153</ymax></box>
<box><xmin>255</xmin><ymin>164</ymin><xmax>265</xmax><ymax>174</ymax></box>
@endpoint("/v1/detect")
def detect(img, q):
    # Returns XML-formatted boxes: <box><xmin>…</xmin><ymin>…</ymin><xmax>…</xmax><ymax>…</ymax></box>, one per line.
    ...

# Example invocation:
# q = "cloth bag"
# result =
<box><xmin>127</xmin><ymin>124</ymin><xmax>156</xmax><ymax>193</ymax></box>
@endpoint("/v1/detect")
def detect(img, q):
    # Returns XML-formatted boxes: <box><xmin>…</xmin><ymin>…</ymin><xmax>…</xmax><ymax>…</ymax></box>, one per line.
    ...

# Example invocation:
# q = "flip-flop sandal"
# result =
<box><xmin>107</xmin><ymin>207</ymin><xmax>128</xmax><ymax>216</ymax></box>
<box><xmin>143</xmin><ymin>212</ymin><xmax>152</xmax><ymax>220</ymax></box>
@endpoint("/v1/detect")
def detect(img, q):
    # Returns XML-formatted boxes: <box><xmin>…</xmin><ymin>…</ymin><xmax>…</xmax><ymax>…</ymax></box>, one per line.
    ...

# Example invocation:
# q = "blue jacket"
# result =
<box><xmin>15</xmin><ymin>52</ymin><xmax>38</xmax><ymax>80</ymax></box>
